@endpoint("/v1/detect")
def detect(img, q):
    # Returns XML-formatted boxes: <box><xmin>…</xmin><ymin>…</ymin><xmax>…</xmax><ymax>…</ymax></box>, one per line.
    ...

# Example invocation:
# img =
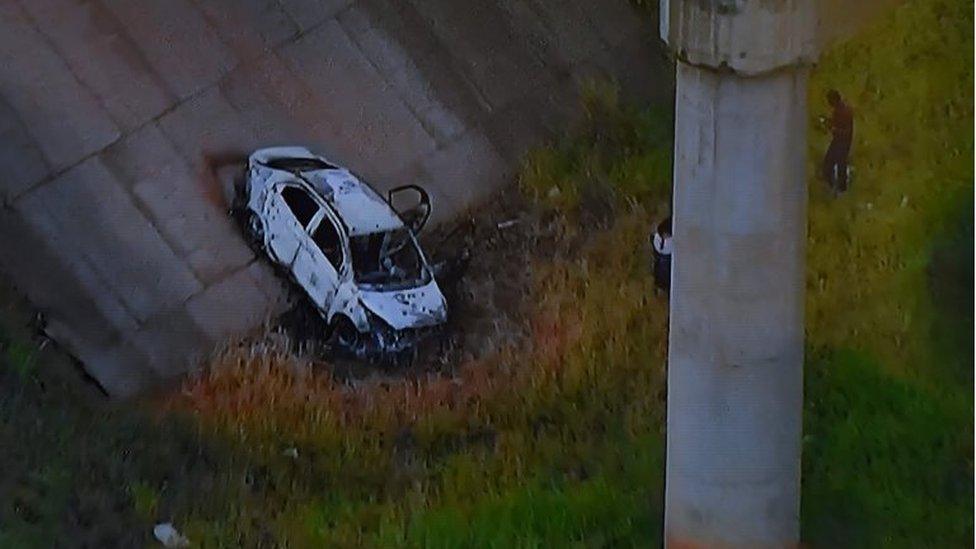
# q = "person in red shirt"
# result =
<box><xmin>821</xmin><ymin>90</ymin><xmax>854</xmax><ymax>195</ymax></box>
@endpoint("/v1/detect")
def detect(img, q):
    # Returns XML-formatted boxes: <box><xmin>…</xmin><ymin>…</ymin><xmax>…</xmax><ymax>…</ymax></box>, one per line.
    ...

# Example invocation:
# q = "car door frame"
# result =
<box><xmin>262</xmin><ymin>179</ymin><xmax>322</xmax><ymax>269</ymax></box>
<box><xmin>294</xmin><ymin>200</ymin><xmax>352</xmax><ymax>316</ymax></box>
<box><xmin>386</xmin><ymin>184</ymin><xmax>431</xmax><ymax>233</ymax></box>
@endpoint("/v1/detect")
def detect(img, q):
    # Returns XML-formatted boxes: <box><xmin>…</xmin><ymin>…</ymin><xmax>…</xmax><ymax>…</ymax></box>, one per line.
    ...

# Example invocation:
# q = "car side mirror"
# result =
<box><xmin>387</xmin><ymin>185</ymin><xmax>431</xmax><ymax>233</ymax></box>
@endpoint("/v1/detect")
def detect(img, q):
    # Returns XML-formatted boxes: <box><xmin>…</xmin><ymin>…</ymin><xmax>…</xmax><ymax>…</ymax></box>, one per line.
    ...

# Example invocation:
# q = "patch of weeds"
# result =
<box><xmin>171</xmin><ymin>205</ymin><xmax>671</xmax><ymax>544</ymax></box>
<box><xmin>1</xmin><ymin>337</ymin><xmax>37</xmax><ymax>381</ymax></box>
<box><xmin>804</xmin><ymin>0</ymin><xmax>973</xmax><ymax>375</ymax></box>
<box><xmin>801</xmin><ymin>0</ymin><xmax>973</xmax><ymax>544</ymax></box>
<box><xmin>0</xmin><ymin>325</ymin><xmax>261</xmax><ymax>547</ymax></box>
<box><xmin>129</xmin><ymin>480</ymin><xmax>160</xmax><ymax>522</ymax></box>
<box><xmin>802</xmin><ymin>348</ymin><xmax>972</xmax><ymax>547</ymax></box>
<box><xmin>926</xmin><ymin>194</ymin><xmax>974</xmax><ymax>384</ymax></box>
<box><xmin>521</xmin><ymin>79</ymin><xmax>673</xmax><ymax>216</ymax></box>
<box><xmin>0</xmin><ymin>465</ymin><xmax>71</xmax><ymax>548</ymax></box>
<box><xmin>413</xmin><ymin>434</ymin><xmax>662</xmax><ymax>548</ymax></box>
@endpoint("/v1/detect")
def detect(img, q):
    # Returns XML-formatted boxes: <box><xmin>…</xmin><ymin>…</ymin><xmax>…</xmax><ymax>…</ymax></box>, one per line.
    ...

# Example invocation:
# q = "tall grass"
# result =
<box><xmin>801</xmin><ymin>0</ymin><xmax>973</xmax><ymax>545</ymax></box>
<box><xmin>805</xmin><ymin>0</ymin><xmax>972</xmax><ymax>376</ymax></box>
<box><xmin>171</xmin><ymin>219</ymin><xmax>672</xmax><ymax>545</ymax></box>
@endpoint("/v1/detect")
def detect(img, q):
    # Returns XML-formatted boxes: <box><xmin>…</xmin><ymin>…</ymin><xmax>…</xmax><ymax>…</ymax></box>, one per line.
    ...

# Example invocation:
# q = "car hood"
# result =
<box><xmin>358</xmin><ymin>279</ymin><xmax>447</xmax><ymax>331</ymax></box>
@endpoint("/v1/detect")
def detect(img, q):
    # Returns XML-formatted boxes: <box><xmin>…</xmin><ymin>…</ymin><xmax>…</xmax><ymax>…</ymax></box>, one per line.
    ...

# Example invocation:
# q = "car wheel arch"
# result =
<box><xmin>327</xmin><ymin>299</ymin><xmax>367</xmax><ymax>327</ymax></box>
<box><xmin>327</xmin><ymin>314</ymin><xmax>361</xmax><ymax>348</ymax></box>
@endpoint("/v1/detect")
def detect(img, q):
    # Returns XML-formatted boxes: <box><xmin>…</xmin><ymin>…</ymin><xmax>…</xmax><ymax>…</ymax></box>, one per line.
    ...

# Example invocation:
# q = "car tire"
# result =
<box><xmin>245</xmin><ymin>212</ymin><xmax>266</xmax><ymax>252</ymax></box>
<box><xmin>328</xmin><ymin>316</ymin><xmax>363</xmax><ymax>356</ymax></box>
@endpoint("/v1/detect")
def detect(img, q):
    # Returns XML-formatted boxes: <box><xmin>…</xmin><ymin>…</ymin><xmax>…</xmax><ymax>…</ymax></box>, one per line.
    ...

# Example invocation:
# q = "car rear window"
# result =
<box><xmin>265</xmin><ymin>157</ymin><xmax>337</xmax><ymax>172</ymax></box>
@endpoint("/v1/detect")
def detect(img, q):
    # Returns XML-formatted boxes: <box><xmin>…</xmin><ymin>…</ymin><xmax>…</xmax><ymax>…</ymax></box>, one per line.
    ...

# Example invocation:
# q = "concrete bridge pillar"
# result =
<box><xmin>660</xmin><ymin>1</ymin><xmax>818</xmax><ymax>546</ymax></box>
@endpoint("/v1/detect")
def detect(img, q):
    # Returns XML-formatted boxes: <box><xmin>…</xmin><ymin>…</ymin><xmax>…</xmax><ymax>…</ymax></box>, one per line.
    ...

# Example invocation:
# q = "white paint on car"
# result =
<box><xmin>243</xmin><ymin>146</ymin><xmax>448</xmax><ymax>352</ymax></box>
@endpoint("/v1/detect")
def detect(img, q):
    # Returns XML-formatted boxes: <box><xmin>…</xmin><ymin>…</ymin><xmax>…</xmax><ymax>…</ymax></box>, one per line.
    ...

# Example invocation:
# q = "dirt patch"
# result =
<box><xmin>421</xmin><ymin>187</ymin><xmax>560</xmax><ymax>366</ymax></box>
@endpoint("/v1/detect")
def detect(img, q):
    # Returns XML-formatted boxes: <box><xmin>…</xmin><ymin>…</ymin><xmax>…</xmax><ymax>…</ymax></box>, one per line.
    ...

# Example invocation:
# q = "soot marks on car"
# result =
<box><xmin>236</xmin><ymin>147</ymin><xmax>449</xmax><ymax>364</ymax></box>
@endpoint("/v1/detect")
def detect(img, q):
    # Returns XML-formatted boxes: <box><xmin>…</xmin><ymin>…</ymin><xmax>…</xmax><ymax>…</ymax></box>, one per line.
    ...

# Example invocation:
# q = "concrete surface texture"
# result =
<box><xmin>0</xmin><ymin>0</ymin><xmax>669</xmax><ymax>396</ymax></box>
<box><xmin>659</xmin><ymin>0</ymin><xmax>903</xmax><ymax>74</ymax></box>
<box><xmin>661</xmin><ymin>0</ymin><xmax>815</xmax><ymax>547</ymax></box>
<box><xmin>660</xmin><ymin>0</ymin><xmax>817</xmax><ymax>75</ymax></box>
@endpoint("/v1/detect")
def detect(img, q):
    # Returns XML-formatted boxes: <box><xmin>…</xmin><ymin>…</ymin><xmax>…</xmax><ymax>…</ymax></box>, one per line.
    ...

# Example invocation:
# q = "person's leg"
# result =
<box><xmin>821</xmin><ymin>141</ymin><xmax>835</xmax><ymax>184</ymax></box>
<box><xmin>823</xmin><ymin>138</ymin><xmax>847</xmax><ymax>194</ymax></box>
<box><xmin>653</xmin><ymin>253</ymin><xmax>666</xmax><ymax>292</ymax></box>
<box><xmin>836</xmin><ymin>137</ymin><xmax>853</xmax><ymax>193</ymax></box>
<box><xmin>661</xmin><ymin>255</ymin><xmax>672</xmax><ymax>293</ymax></box>
<box><xmin>837</xmin><ymin>160</ymin><xmax>848</xmax><ymax>192</ymax></box>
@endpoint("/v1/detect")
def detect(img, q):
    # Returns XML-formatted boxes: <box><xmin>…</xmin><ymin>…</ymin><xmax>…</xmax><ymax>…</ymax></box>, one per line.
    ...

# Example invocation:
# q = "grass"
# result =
<box><xmin>803</xmin><ymin>349</ymin><xmax>971</xmax><ymax>546</ymax></box>
<box><xmin>0</xmin><ymin>348</ymin><xmax>250</xmax><ymax>547</ymax></box>
<box><xmin>0</xmin><ymin>0</ymin><xmax>971</xmax><ymax>545</ymax></box>
<box><xmin>165</xmin><ymin>203</ymin><xmax>672</xmax><ymax>546</ymax></box>
<box><xmin>800</xmin><ymin>0</ymin><xmax>973</xmax><ymax>545</ymax></box>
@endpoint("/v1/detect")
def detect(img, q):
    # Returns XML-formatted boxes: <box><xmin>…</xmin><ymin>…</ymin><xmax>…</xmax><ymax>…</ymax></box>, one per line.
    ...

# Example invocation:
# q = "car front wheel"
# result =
<box><xmin>328</xmin><ymin>316</ymin><xmax>366</xmax><ymax>357</ymax></box>
<box><xmin>244</xmin><ymin>212</ymin><xmax>266</xmax><ymax>252</ymax></box>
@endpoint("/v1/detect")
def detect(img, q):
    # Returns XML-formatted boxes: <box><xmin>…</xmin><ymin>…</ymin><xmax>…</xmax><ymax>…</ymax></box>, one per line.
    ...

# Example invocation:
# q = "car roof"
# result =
<box><xmin>251</xmin><ymin>147</ymin><xmax>403</xmax><ymax>236</ymax></box>
<box><xmin>305</xmin><ymin>171</ymin><xmax>403</xmax><ymax>236</ymax></box>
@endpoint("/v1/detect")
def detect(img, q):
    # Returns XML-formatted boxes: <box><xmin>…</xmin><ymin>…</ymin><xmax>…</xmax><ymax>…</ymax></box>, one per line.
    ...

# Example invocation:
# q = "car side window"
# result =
<box><xmin>281</xmin><ymin>185</ymin><xmax>319</xmax><ymax>228</ymax></box>
<box><xmin>311</xmin><ymin>215</ymin><xmax>343</xmax><ymax>270</ymax></box>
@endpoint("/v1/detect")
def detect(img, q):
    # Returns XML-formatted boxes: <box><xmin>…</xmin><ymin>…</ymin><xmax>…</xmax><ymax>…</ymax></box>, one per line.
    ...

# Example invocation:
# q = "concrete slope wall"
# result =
<box><xmin>0</xmin><ymin>0</ymin><xmax>670</xmax><ymax>396</ymax></box>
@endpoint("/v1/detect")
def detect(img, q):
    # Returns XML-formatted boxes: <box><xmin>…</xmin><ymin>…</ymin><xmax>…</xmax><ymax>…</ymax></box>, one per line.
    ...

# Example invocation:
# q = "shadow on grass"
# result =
<box><xmin>0</xmin><ymin>342</ymin><xmax>254</xmax><ymax>546</ymax></box>
<box><xmin>926</xmin><ymin>194</ymin><xmax>974</xmax><ymax>385</ymax></box>
<box><xmin>801</xmin><ymin>347</ymin><xmax>973</xmax><ymax>547</ymax></box>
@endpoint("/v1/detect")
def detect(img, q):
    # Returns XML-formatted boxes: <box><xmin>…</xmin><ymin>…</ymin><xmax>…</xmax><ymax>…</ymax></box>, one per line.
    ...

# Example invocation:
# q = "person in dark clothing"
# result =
<box><xmin>821</xmin><ymin>89</ymin><xmax>854</xmax><ymax>195</ymax></box>
<box><xmin>651</xmin><ymin>216</ymin><xmax>672</xmax><ymax>294</ymax></box>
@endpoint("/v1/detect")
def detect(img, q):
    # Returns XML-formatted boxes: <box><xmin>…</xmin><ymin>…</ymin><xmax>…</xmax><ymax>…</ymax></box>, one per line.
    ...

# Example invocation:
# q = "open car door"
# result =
<box><xmin>387</xmin><ymin>185</ymin><xmax>431</xmax><ymax>233</ymax></box>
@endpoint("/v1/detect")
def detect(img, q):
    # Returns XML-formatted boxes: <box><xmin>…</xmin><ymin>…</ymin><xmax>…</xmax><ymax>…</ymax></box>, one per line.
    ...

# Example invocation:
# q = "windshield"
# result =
<box><xmin>350</xmin><ymin>229</ymin><xmax>430</xmax><ymax>289</ymax></box>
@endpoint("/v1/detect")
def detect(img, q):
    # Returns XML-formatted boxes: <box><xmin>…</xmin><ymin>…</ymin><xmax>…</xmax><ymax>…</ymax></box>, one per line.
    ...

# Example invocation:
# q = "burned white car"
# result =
<box><xmin>238</xmin><ymin>146</ymin><xmax>447</xmax><ymax>358</ymax></box>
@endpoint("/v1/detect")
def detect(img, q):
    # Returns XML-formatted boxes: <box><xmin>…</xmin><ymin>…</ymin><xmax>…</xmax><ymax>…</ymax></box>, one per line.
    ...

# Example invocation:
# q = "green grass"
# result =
<box><xmin>0</xmin><ymin>349</ymin><xmax>251</xmax><ymax>547</ymax></box>
<box><xmin>803</xmin><ymin>349</ymin><xmax>971</xmax><ymax>547</ymax></box>
<box><xmin>800</xmin><ymin>0</ymin><xmax>973</xmax><ymax>545</ymax></box>
<box><xmin>290</xmin><ymin>435</ymin><xmax>663</xmax><ymax>548</ymax></box>
<box><xmin>521</xmin><ymin>78</ymin><xmax>673</xmax><ymax>214</ymax></box>
<box><xmin>384</xmin><ymin>455</ymin><xmax>660</xmax><ymax>549</ymax></box>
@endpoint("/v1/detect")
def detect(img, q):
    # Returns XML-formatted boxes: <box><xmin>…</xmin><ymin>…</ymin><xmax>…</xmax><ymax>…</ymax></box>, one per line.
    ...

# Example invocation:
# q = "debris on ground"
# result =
<box><xmin>421</xmin><ymin>187</ymin><xmax>558</xmax><ymax>366</ymax></box>
<box><xmin>153</xmin><ymin>523</ymin><xmax>189</xmax><ymax>548</ymax></box>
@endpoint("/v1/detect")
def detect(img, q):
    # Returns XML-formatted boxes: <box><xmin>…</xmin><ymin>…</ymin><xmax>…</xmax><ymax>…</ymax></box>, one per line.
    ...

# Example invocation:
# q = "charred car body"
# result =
<box><xmin>238</xmin><ymin>146</ymin><xmax>447</xmax><ymax>358</ymax></box>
